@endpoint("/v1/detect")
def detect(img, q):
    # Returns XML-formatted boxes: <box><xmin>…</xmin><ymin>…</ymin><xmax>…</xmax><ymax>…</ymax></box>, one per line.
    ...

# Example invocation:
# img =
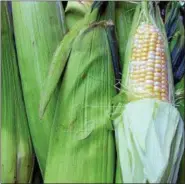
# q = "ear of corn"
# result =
<box><xmin>12</xmin><ymin>2</ymin><xmax>66</xmax><ymax>173</ymax></box>
<box><xmin>44</xmin><ymin>21</ymin><xmax>116</xmax><ymax>183</ymax></box>
<box><xmin>1</xmin><ymin>2</ymin><xmax>34</xmax><ymax>183</ymax></box>
<box><xmin>122</xmin><ymin>2</ymin><xmax>174</xmax><ymax>104</ymax></box>
<box><xmin>113</xmin><ymin>2</ymin><xmax>184</xmax><ymax>183</ymax></box>
<box><xmin>42</xmin><ymin>4</ymin><xmax>117</xmax><ymax>182</ymax></box>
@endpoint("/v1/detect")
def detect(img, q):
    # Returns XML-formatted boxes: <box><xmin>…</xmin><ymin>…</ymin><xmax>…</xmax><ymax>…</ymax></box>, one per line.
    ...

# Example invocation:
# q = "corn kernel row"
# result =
<box><xmin>128</xmin><ymin>22</ymin><xmax>169</xmax><ymax>101</ymax></box>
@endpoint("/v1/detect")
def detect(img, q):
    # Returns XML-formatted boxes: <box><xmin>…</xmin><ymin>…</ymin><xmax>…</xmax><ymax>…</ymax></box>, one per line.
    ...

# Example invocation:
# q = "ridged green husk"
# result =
<box><xmin>115</xmin><ymin>3</ymin><xmax>136</xmax><ymax>181</ymax></box>
<box><xmin>44</xmin><ymin>22</ymin><xmax>117</xmax><ymax>183</ymax></box>
<box><xmin>176</xmin><ymin>76</ymin><xmax>185</xmax><ymax>183</ymax></box>
<box><xmin>115</xmin><ymin>1</ymin><xmax>136</xmax><ymax>68</ymax></box>
<box><xmin>12</xmin><ymin>2</ymin><xmax>65</xmax><ymax>173</ymax></box>
<box><xmin>1</xmin><ymin>2</ymin><xmax>34</xmax><ymax>183</ymax></box>
<box><xmin>165</xmin><ymin>2</ymin><xmax>185</xmax><ymax>183</ymax></box>
<box><xmin>2</xmin><ymin>3</ymin><xmax>17</xmax><ymax>182</ymax></box>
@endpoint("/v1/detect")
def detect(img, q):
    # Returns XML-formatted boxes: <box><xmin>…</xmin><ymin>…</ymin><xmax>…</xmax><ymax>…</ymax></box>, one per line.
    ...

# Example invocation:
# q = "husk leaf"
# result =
<box><xmin>12</xmin><ymin>2</ymin><xmax>65</xmax><ymax>173</ymax></box>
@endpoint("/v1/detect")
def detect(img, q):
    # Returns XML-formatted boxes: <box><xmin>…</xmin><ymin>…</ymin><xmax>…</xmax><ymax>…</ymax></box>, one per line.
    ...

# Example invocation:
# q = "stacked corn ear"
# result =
<box><xmin>115</xmin><ymin>1</ymin><xmax>136</xmax><ymax>68</ymax></box>
<box><xmin>65</xmin><ymin>1</ymin><xmax>92</xmax><ymax>30</ymax></box>
<box><xmin>164</xmin><ymin>2</ymin><xmax>185</xmax><ymax>183</ymax></box>
<box><xmin>12</xmin><ymin>2</ymin><xmax>66</xmax><ymax>174</ymax></box>
<box><xmin>112</xmin><ymin>2</ymin><xmax>184</xmax><ymax>183</ymax></box>
<box><xmin>1</xmin><ymin>2</ymin><xmax>34</xmax><ymax>183</ymax></box>
<box><xmin>40</xmin><ymin>3</ymin><xmax>118</xmax><ymax>182</ymax></box>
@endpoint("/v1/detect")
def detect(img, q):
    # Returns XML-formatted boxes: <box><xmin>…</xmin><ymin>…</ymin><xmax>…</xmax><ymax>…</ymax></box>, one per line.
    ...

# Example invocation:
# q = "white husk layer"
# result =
<box><xmin>113</xmin><ymin>99</ymin><xmax>184</xmax><ymax>183</ymax></box>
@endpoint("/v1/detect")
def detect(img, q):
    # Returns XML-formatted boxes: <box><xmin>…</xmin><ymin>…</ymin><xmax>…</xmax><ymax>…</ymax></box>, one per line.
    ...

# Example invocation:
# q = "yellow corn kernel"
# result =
<box><xmin>128</xmin><ymin>23</ymin><xmax>169</xmax><ymax>102</ymax></box>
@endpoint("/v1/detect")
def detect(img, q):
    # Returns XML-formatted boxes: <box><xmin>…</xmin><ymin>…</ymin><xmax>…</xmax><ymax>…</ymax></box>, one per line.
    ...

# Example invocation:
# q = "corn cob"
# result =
<box><xmin>1</xmin><ymin>2</ymin><xmax>34</xmax><ymax>183</ymax></box>
<box><xmin>113</xmin><ymin>2</ymin><xmax>184</xmax><ymax>183</ymax></box>
<box><xmin>127</xmin><ymin>23</ymin><xmax>170</xmax><ymax>102</ymax></box>
<box><xmin>12</xmin><ymin>2</ymin><xmax>66</xmax><ymax>174</ymax></box>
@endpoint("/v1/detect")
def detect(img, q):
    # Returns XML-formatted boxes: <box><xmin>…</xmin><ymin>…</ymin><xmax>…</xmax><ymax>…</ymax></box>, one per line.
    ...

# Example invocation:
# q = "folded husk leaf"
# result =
<box><xmin>65</xmin><ymin>1</ymin><xmax>92</xmax><ymax>30</ymax></box>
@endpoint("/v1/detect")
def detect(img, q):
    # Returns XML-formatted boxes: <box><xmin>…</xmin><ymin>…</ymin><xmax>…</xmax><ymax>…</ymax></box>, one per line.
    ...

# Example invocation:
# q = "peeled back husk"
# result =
<box><xmin>12</xmin><ymin>1</ymin><xmax>66</xmax><ymax>173</ymax></box>
<box><xmin>113</xmin><ymin>99</ymin><xmax>184</xmax><ymax>183</ymax></box>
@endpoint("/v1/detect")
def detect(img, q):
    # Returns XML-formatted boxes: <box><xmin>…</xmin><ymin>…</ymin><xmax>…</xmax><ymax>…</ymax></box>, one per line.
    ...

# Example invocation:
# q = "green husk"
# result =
<box><xmin>39</xmin><ymin>8</ymin><xmax>100</xmax><ymax>118</ymax></box>
<box><xmin>175</xmin><ymin>76</ymin><xmax>185</xmax><ymax>184</ymax></box>
<box><xmin>165</xmin><ymin>1</ymin><xmax>185</xmax><ymax>84</ymax></box>
<box><xmin>65</xmin><ymin>1</ymin><xmax>92</xmax><ymax>30</ymax></box>
<box><xmin>115</xmin><ymin>1</ymin><xmax>137</xmax><ymax>68</ymax></box>
<box><xmin>44</xmin><ymin>22</ymin><xmax>116</xmax><ymax>183</ymax></box>
<box><xmin>2</xmin><ymin>3</ymin><xmax>17</xmax><ymax>182</ymax></box>
<box><xmin>175</xmin><ymin>76</ymin><xmax>185</xmax><ymax>120</ymax></box>
<box><xmin>12</xmin><ymin>2</ymin><xmax>66</xmax><ymax>174</ymax></box>
<box><xmin>115</xmin><ymin>3</ymin><xmax>136</xmax><ymax>181</ymax></box>
<box><xmin>165</xmin><ymin>2</ymin><xmax>185</xmax><ymax>183</ymax></box>
<box><xmin>113</xmin><ymin>2</ymin><xmax>184</xmax><ymax>183</ymax></box>
<box><xmin>43</xmin><ymin>3</ymin><xmax>117</xmax><ymax>182</ymax></box>
<box><xmin>1</xmin><ymin>2</ymin><xmax>34</xmax><ymax>183</ymax></box>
